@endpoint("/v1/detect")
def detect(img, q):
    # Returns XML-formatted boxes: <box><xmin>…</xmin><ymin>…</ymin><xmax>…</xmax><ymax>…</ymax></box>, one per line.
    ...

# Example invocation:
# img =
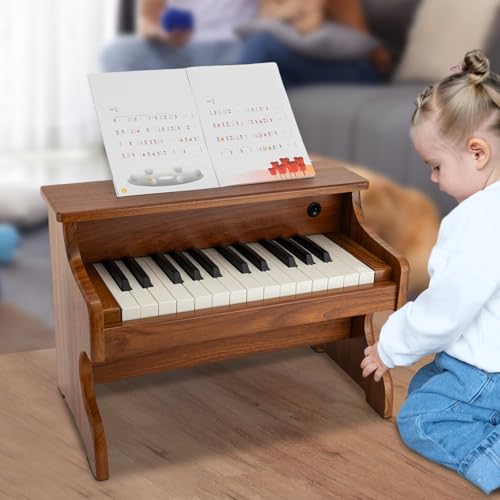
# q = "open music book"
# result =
<box><xmin>89</xmin><ymin>63</ymin><xmax>314</xmax><ymax>197</ymax></box>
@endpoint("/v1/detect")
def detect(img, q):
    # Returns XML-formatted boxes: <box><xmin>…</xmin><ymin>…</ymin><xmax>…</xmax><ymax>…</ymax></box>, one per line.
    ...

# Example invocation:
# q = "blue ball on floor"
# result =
<box><xmin>161</xmin><ymin>7</ymin><xmax>194</xmax><ymax>32</ymax></box>
<box><xmin>0</xmin><ymin>224</ymin><xmax>21</xmax><ymax>265</ymax></box>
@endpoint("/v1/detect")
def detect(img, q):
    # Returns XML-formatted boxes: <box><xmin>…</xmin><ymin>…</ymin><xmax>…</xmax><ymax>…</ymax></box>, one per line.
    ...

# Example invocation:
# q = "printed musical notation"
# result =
<box><xmin>108</xmin><ymin>109</ymin><xmax>204</xmax><ymax>161</ymax></box>
<box><xmin>204</xmin><ymin>99</ymin><xmax>290</xmax><ymax>159</ymax></box>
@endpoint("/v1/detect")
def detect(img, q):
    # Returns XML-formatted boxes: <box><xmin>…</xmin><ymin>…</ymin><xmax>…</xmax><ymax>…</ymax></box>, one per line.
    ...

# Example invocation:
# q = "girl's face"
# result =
<box><xmin>411</xmin><ymin>119</ymin><xmax>487</xmax><ymax>203</ymax></box>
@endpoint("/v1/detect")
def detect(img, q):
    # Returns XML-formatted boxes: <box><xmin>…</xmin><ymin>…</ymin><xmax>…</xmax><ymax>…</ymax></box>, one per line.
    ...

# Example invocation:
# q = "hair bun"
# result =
<box><xmin>463</xmin><ymin>49</ymin><xmax>490</xmax><ymax>85</ymax></box>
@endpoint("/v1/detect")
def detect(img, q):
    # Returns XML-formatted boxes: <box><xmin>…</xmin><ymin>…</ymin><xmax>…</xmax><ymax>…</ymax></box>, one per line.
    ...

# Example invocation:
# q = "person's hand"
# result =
<box><xmin>140</xmin><ymin>21</ymin><xmax>193</xmax><ymax>47</ymax></box>
<box><xmin>160</xmin><ymin>29</ymin><xmax>193</xmax><ymax>47</ymax></box>
<box><xmin>360</xmin><ymin>342</ymin><xmax>389</xmax><ymax>382</ymax></box>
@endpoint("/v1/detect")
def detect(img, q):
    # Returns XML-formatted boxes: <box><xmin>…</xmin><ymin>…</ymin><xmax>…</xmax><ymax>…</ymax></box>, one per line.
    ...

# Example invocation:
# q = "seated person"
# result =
<box><xmin>238</xmin><ymin>0</ymin><xmax>391</xmax><ymax>87</ymax></box>
<box><xmin>101</xmin><ymin>0</ymin><xmax>258</xmax><ymax>71</ymax></box>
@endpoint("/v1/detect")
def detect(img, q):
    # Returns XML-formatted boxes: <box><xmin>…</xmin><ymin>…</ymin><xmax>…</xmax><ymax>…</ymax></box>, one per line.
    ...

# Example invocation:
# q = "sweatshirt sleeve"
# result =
<box><xmin>377</xmin><ymin>211</ymin><xmax>499</xmax><ymax>368</ymax></box>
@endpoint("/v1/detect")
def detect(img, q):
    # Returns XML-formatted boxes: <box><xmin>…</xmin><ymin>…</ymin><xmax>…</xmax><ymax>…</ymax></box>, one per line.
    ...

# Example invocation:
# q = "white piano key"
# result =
<box><xmin>329</xmin><ymin>239</ymin><xmax>374</xmax><ymax>285</ymax></box>
<box><xmin>246</xmin><ymin>242</ymin><xmax>296</xmax><ymax>296</ymax></box>
<box><xmin>204</xmin><ymin>248</ymin><xmax>264</xmax><ymax>302</ymax></box>
<box><xmin>196</xmin><ymin>249</ymin><xmax>247</xmax><ymax>304</ymax></box>
<box><xmin>139</xmin><ymin>256</ymin><xmax>195</xmax><ymax>313</ymax></box>
<box><xmin>306</xmin><ymin>253</ymin><xmax>348</xmax><ymax>289</ymax></box>
<box><xmin>232</xmin><ymin>247</ymin><xmax>281</xmax><ymax>299</ymax></box>
<box><xmin>294</xmin><ymin>236</ymin><xmax>358</xmax><ymax>288</ymax></box>
<box><xmin>115</xmin><ymin>260</ymin><xmax>159</xmax><ymax>318</ymax></box>
<box><xmin>310</xmin><ymin>238</ymin><xmax>359</xmax><ymax>287</ymax></box>
<box><xmin>161</xmin><ymin>254</ymin><xmax>212</xmax><ymax>311</ymax></box>
<box><xmin>181</xmin><ymin>252</ymin><xmax>230</xmax><ymax>307</ymax></box>
<box><xmin>133</xmin><ymin>257</ymin><xmax>176</xmax><ymax>315</ymax></box>
<box><xmin>251</xmin><ymin>242</ymin><xmax>313</xmax><ymax>295</ymax></box>
<box><xmin>274</xmin><ymin>241</ymin><xmax>328</xmax><ymax>292</ymax></box>
<box><xmin>310</xmin><ymin>234</ymin><xmax>374</xmax><ymax>285</ymax></box>
<box><xmin>93</xmin><ymin>263</ymin><xmax>141</xmax><ymax>321</ymax></box>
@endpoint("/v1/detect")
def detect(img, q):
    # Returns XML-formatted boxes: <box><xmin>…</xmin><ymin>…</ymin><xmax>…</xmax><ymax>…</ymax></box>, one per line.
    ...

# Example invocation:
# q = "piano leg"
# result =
<box><xmin>310</xmin><ymin>344</ymin><xmax>327</xmax><ymax>353</ymax></box>
<box><xmin>59</xmin><ymin>352</ymin><xmax>109</xmax><ymax>480</ymax></box>
<box><xmin>48</xmin><ymin>214</ymin><xmax>109</xmax><ymax>480</ymax></box>
<box><xmin>79</xmin><ymin>352</ymin><xmax>109</xmax><ymax>480</ymax></box>
<box><xmin>324</xmin><ymin>314</ymin><xmax>393</xmax><ymax>418</ymax></box>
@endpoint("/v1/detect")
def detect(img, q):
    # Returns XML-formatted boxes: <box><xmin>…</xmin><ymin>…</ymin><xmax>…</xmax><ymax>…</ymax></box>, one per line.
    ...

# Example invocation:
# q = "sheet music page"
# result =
<box><xmin>89</xmin><ymin>70</ymin><xmax>219</xmax><ymax>197</ymax></box>
<box><xmin>186</xmin><ymin>63</ymin><xmax>314</xmax><ymax>187</ymax></box>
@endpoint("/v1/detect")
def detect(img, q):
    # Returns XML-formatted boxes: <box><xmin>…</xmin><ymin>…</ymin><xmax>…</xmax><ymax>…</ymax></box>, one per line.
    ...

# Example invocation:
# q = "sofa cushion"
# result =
<box><xmin>289</xmin><ymin>85</ymin><xmax>390</xmax><ymax>161</ymax></box>
<box><xmin>393</xmin><ymin>0</ymin><xmax>499</xmax><ymax>81</ymax></box>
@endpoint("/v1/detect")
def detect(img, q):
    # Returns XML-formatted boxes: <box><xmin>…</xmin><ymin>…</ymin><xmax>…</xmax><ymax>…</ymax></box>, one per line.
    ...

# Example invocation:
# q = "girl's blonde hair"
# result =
<box><xmin>412</xmin><ymin>50</ymin><xmax>500</xmax><ymax>145</ymax></box>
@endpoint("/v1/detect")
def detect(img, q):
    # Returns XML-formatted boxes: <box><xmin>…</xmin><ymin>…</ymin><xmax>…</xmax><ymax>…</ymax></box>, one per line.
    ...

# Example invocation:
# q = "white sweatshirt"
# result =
<box><xmin>169</xmin><ymin>0</ymin><xmax>258</xmax><ymax>42</ymax></box>
<box><xmin>378</xmin><ymin>181</ymin><xmax>500</xmax><ymax>373</ymax></box>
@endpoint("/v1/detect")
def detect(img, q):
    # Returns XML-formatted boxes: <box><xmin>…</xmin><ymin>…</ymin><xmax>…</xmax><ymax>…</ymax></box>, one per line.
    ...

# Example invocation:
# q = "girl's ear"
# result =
<box><xmin>468</xmin><ymin>138</ymin><xmax>490</xmax><ymax>169</ymax></box>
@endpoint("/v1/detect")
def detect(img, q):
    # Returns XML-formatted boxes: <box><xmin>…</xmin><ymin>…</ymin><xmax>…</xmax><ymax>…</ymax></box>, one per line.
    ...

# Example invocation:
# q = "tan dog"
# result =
<box><xmin>259</xmin><ymin>0</ymin><xmax>326</xmax><ymax>33</ymax></box>
<box><xmin>347</xmin><ymin>165</ymin><xmax>441</xmax><ymax>297</ymax></box>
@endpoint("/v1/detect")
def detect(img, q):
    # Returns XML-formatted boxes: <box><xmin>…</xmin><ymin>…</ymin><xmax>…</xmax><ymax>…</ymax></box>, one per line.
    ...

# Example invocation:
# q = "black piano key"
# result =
<box><xmin>170</xmin><ymin>251</ymin><xmax>202</xmax><ymax>281</ymax></box>
<box><xmin>188</xmin><ymin>248</ymin><xmax>222</xmax><ymax>278</ymax></box>
<box><xmin>215</xmin><ymin>245</ymin><xmax>250</xmax><ymax>274</ymax></box>
<box><xmin>123</xmin><ymin>257</ymin><xmax>152</xmax><ymax>288</ymax></box>
<box><xmin>292</xmin><ymin>235</ymin><xmax>332</xmax><ymax>262</ymax></box>
<box><xmin>232</xmin><ymin>242</ymin><xmax>269</xmax><ymax>272</ymax></box>
<box><xmin>275</xmin><ymin>237</ymin><xmax>314</xmax><ymax>265</ymax></box>
<box><xmin>103</xmin><ymin>260</ymin><xmax>132</xmax><ymax>291</ymax></box>
<box><xmin>151</xmin><ymin>253</ymin><xmax>183</xmax><ymax>284</ymax></box>
<box><xmin>258</xmin><ymin>239</ymin><xmax>297</xmax><ymax>268</ymax></box>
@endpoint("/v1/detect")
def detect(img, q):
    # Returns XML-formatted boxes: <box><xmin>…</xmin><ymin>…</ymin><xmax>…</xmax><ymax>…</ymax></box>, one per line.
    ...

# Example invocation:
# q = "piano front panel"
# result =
<box><xmin>76</xmin><ymin>194</ymin><xmax>343</xmax><ymax>263</ymax></box>
<box><xmin>94</xmin><ymin>318</ymin><xmax>354</xmax><ymax>383</ymax></box>
<box><xmin>99</xmin><ymin>280</ymin><xmax>397</xmax><ymax>368</ymax></box>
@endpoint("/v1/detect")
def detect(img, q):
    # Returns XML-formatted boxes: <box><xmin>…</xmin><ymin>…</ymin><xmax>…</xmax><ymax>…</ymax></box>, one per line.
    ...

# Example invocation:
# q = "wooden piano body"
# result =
<box><xmin>41</xmin><ymin>159</ymin><xmax>408</xmax><ymax>480</ymax></box>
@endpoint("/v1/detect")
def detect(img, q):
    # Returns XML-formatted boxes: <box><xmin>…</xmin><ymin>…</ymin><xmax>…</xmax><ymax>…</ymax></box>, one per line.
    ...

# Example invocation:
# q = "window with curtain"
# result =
<box><xmin>0</xmin><ymin>0</ymin><xmax>119</xmax><ymax>154</ymax></box>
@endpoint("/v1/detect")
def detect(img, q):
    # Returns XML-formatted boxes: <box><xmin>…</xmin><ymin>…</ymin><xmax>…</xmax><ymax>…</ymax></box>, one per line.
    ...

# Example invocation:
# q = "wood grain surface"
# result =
<box><xmin>0</xmin><ymin>346</ymin><xmax>492</xmax><ymax>500</ymax></box>
<box><xmin>40</xmin><ymin>158</ymin><xmax>367</xmax><ymax>223</ymax></box>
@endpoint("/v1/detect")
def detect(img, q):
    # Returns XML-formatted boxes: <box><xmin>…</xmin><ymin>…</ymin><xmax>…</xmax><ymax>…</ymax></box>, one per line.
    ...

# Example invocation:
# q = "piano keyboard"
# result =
<box><xmin>93</xmin><ymin>234</ymin><xmax>375</xmax><ymax>321</ymax></box>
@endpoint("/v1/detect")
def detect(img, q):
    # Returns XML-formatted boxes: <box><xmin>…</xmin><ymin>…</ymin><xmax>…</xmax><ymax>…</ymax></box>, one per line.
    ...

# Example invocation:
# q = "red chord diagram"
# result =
<box><xmin>267</xmin><ymin>157</ymin><xmax>306</xmax><ymax>178</ymax></box>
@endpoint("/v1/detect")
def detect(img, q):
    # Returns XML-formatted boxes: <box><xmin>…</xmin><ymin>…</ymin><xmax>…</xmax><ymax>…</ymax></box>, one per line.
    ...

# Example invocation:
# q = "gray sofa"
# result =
<box><xmin>288</xmin><ymin>0</ymin><xmax>500</xmax><ymax>216</ymax></box>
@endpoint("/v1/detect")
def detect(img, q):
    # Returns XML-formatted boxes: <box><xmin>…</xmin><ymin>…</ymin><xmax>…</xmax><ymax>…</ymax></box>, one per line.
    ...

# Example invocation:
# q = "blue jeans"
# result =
<box><xmin>101</xmin><ymin>35</ymin><xmax>242</xmax><ymax>72</ymax></box>
<box><xmin>238</xmin><ymin>32</ymin><xmax>382</xmax><ymax>88</ymax></box>
<box><xmin>397</xmin><ymin>352</ymin><xmax>500</xmax><ymax>494</ymax></box>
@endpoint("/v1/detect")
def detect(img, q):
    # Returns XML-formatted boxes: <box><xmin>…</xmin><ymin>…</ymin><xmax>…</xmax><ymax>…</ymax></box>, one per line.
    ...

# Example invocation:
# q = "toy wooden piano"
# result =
<box><xmin>41</xmin><ymin>157</ymin><xmax>408</xmax><ymax>480</ymax></box>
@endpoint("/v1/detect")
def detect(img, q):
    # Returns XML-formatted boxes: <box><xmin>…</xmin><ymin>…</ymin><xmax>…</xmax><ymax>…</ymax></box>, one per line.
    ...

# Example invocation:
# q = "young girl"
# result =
<box><xmin>360</xmin><ymin>50</ymin><xmax>500</xmax><ymax>494</ymax></box>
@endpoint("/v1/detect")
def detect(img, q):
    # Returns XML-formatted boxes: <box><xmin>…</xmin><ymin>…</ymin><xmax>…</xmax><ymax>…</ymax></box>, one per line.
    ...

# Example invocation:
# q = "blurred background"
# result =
<box><xmin>1</xmin><ymin>0</ymin><xmax>498</xmax><ymax>352</ymax></box>
<box><xmin>0</xmin><ymin>0</ymin><xmax>118</xmax><ymax>350</ymax></box>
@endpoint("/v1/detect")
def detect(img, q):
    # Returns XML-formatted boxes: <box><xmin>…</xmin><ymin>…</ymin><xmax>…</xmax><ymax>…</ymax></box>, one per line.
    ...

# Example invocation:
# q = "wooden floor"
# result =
<box><xmin>1</xmin><ymin>341</ymin><xmax>496</xmax><ymax>499</ymax></box>
<box><xmin>0</xmin><ymin>302</ymin><xmax>54</xmax><ymax>354</ymax></box>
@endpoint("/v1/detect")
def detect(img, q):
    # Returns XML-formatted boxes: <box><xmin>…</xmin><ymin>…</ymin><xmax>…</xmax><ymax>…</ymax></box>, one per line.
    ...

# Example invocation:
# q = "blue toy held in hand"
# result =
<box><xmin>161</xmin><ymin>7</ymin><xmax>194</xmax><ymax>32</ymax></box>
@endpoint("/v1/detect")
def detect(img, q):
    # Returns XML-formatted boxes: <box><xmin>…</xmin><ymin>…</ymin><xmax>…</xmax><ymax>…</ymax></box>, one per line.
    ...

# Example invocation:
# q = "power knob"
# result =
<box><xmin>307</xmin><ymin>202</ymin><xmax>321</xmax><ymax>218</ymax></box>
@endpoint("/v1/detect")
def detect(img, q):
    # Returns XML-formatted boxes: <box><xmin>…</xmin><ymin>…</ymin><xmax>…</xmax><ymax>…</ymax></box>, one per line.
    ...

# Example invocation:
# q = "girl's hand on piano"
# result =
<box><xmin>360</xmin><ymin>342</ymin><xmax>389</xmax><ymax>382</ymax></box>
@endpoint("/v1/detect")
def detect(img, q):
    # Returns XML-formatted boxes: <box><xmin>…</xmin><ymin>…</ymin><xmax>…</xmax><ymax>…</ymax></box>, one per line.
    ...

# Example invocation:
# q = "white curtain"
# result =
<box><xmin>0</xmin><ymin>0</ymin><xmax>119</xmax><ymax>153</ymax></box>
